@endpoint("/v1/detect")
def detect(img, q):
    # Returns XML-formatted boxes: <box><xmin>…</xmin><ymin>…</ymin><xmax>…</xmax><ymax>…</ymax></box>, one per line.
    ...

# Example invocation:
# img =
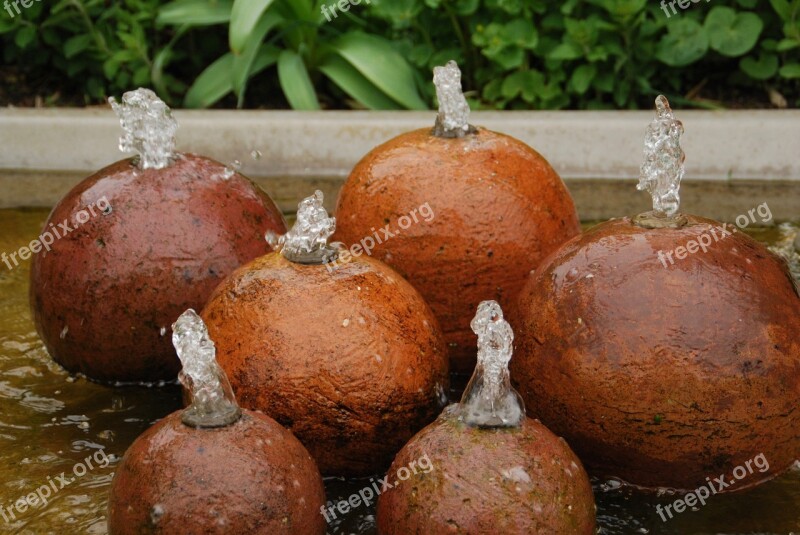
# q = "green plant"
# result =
<box><xmin>373</xmin><ymin>0</ymin><xmax>799</xmax><ymax>109</ymax></box>
<box><xmin>1</xmin><ymin>0</ymin><xmax>797</xmax><ymax>108</ymax></box>
<box><xmin>157</xmin><ymin>0</ymin><xmax>427</xmax><ymax>109</ymax></box>
<box><xmin>0</xmin><ymin>0</ymin><xmax>187</xmax><ymax>103</ymax></box>
<box><xmin>739</xmin><ymin>0</ymin><xmax>800</xmax><ymax>83</ymax></box>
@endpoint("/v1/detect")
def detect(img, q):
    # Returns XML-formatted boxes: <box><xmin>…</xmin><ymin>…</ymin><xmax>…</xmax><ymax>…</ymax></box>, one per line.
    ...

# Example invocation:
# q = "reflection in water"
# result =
<box><xmin>0</xmin><ymin>209</ymin><xmax>798</xmax><ymax>534</ymax></box>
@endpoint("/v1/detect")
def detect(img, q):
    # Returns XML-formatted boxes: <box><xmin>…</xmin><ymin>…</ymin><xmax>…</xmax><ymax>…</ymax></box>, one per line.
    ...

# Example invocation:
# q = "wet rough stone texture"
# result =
<box><xmin>335</xmin><ymin>127</ymin><xmax>580</xmax><ymax>374</ymax></box>
<box><xmin>202</xmin><ymin>252</ymin><xmax>449</xmax><ymax>476</ymax></box>
<box><xmin>108</xmin><ymin>410</ymin><xmax>326</xmax><ymax>535</ymax></box>
<box><xmin>376</xmin><ymin>406</ymin><xmax>596</xmax><ymax>535</ymax></box>
<box><xmin>511</xmin><ymin>214</ymin><xmax>800</xmax><ymax>490</ymax></box>
<box><xmin>30</xmin><ymin>153</ymin><xmax>287</xmax><ymax>382</ymax></box>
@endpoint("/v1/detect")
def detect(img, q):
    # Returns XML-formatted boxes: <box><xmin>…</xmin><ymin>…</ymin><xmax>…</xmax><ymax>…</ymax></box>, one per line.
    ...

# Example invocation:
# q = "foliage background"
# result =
<box><xmin>1</xmin><ymin>0</ymin><xmax>798</xmax><ymax>109</ymax></box>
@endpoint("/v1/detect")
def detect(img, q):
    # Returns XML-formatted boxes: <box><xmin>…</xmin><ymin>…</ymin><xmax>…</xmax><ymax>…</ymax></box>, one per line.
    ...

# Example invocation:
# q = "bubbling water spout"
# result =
<box><xmin>267</xmin><ymin>190</ymin><xmax>338</xmax><ymax>264</ymax></box>
<box><xmin>637</xmin><ymin>95</ymin><xmax>685</xmax><ymax>225</ymax></box>
<box><xmin>458</xmin><ymin>300</ymin><xmax>525</xmax><ymax>428</ymax></box>
<box><xmin>109</xmin><ymin>88</ymin><xmax>178</xmax><ymax>170</ymax></box>
<box><xmin>172</xmin><ymin>309</ymin><xmax>241</xmax><ymax>428</ymax></box>
<box><xmin>433</xmin><ymin>61</ymin><xmax>474</xmax><ymax>138</ymax></box>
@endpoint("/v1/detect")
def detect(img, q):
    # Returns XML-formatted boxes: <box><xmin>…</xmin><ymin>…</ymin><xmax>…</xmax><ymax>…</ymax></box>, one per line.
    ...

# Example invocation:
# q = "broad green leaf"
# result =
<box><xmin>455</xmin><ymin>0</ymin><xmax>479</xmax><ymax>15</ymax></box>
<box><xmin>776</xmin><ymin>38</ymin><xmax>800</xmax><ymax>52</ymax></box>
<box><xmin>705</xmin><ymin>7</ymin><xmax>763</xmax><ymax>57</ymax></box>
<box><xmin>331</xmin><ymin>32</ymin><xmax>428</xmax><ymax>110</ymax></box>
<box><xmin>232</xmin><ymin>11</ymin><xmax>282</xmax><ymax>99</ymax></box>
<box><xmin>548</xmin><ymin>41</ymin><xmax>583</xmax><ymax>60</ymax></box>
<box><xmin>779</xmin><ymin>63</ymin><xmax>800</xmax><ymax>78</ymax></box>
<box><xmin>184</xmin><ymin>53</ymin><xmax>235</xmax><ymax>108</ymax></box>
<box><xmin>595</xmin><ymin>0</ymin><xmax>646</xmax><ymax>19</ymax></box>
<box><xmin>184</xmin><ymin>47</ymin><xmax>277</xmax><ymax>108</ymax></box>
<box><xmin>656</xmin><ymin>18</ymin><xmax>708</xmax><ymax>66</ymax></box>
<box><xmin>482</xmin><ymin>78</ymin><xmax>505</xmax><ymax>103</ymax></box>
<box><xmin>501</xmin><ymin>70</ymin><xmax>545</xmax><ymax>101</ymax></box>
<box><xmin>158</xmin><ymin>0</ymin><xmax>233</xmax><ymax>26</ymax></box>
<box><xmin>0</xmin><ymin>16</ymin><xmax>15</xmax><ymax>34</ymax></box>
<box><xmin>740</xmin><ymin>53</ymin><xmax>779</xmax><ymax>79</ymax></box>
<box><xmin>14</xmin><ymin>26</ymin><xmax>36</xmax><ymax>49</ymax></box>
<box><xmin>769</xmin><ymin>0</ymin><xmax>791</xmax><ymax>20</ymax></box>
<box><xmin>368</xmin><ymin>0</ymin><xmax>423</xmax><ymax>29</ymax></box>
<box><xmin>488</xmin><ymin>46</ymin><xmax>525</xmax><ymax>70</ymax></box>
<box><xmin>505</xmin><ymin>19</ymin><xmax>538</xmax><ymax>49</ymax></box>
<box><xmin>152</xmin><ymin>25</ymin><xmax>191</xmax><ymax>100</ymax></box>
<box><xmin>569</xmin><ymin>63</ymin><xmax>597</xmax><ymax>94</ymax></box>
<box><xmin>281</xmin><ymin>0</ymin><xmax>314</xmax><ymax>21</ymax></box>
<box><xmin>277</xmin><ymin>50</ymin><xmax>320</xmax><ymax>110</ymax></box>
<box><xmin>64</xmin><ymin>34</ymin><xmax>92</xmax><ymax>59</ymax></box>
<box><xmin>319</xmin><ymin>55</ymin><xmax>402</xmax><ymax>110</ymax></box>
<box><xmin>103</xmin><ymin>58</ymin><xmax>120</xmax><ymax>80</ymax></box>
<box><xmin>230</xmin><ymin>0</ymin><xmax>276</xmax><ymax>53</ymax></box>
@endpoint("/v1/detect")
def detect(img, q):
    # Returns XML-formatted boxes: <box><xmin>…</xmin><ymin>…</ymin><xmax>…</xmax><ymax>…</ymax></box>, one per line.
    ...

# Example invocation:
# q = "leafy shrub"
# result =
<box><xmin>1</xmin><ymin>0</ymin><xmax>798</xmax><ymax>108</ymax></box>
<box><xmin>0</xmin><ymin>0</ymin><xmax>190</xmax><ymax>103</ymax></box>
<box><xmin>156</xmin><ymin>0</ymin><xmax>427</xmax><ymax>109</ymax></box>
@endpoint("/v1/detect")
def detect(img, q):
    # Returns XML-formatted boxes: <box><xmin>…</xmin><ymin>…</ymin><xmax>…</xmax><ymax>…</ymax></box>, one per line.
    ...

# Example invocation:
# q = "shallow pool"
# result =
<box><xmin>1</xmin><ymin>208</ymin><xmax>798</xmax><ymax>534</ymax></box>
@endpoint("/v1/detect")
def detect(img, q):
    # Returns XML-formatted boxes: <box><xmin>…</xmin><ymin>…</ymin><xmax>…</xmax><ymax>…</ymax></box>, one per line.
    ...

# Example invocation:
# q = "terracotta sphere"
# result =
<box><xmin>108</xmin><ymin>410</ymin><xmax>326</xmax><ymax>535</ymax></box>
<box><xmin>334</xmin><ymin>127</ymin><xmax>580</xmax><ymax>372</ymax></box>
<box><xmin>511</xmin><ymin>214</ymin><xmax>800</xmax><ymax>490</ymax></box>
<box><xmin>30</xmin><ymin>154</ymin><xmax>286</xmax><ymax>382</ymax></box>
<box><xmin>376</xmin><ymin>406</ymin><xmax>596</xmax><ymax>534</ymax></box>
<box><xmin>201</xmin><ymin>252</ymin><xmax>449</xmax><ymax>475</ymax></box>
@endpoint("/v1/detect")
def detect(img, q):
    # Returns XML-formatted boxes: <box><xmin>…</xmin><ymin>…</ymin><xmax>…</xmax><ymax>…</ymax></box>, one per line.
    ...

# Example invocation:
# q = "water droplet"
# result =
<box><xmin>458</xmin><ymin>301</ymin><xmax>523</xmax><ymax>428</ymax></box>
<box><xmin>565</xmin><ymin>268</ymin><xmax>579</xmax><ymax>282</ymax></box>
<box><xmin>60</xmin><ymin>326</ymin><xmax>69</xmax><ymax>339</ymax></box>
<box><xmin>251</xmin><ymin>150</ymin><xmax>262</xmax><ymax>160</ymax></box>
<box><xmin>638</xmin><ymin>95</ymin><xmax>684</xmax><ymax>217</ymax></box>
<box><xmin>109</xmin><ymin>88</ymin><xmax>177</xmax><ymax>170</ymax></box>
<box><xmin>265</xmin><ymin>230</ymin><xmax>282</xmax><ymax>251</ymax></box>
<box><xmin>173</xmin><ymin>310</ymin><xmax>241</xmax><ymax>427</ymax></box>
<box><xmin>433</xmin><ymin>61</ymin><xmax>471</xmax><ymax>137</ymax></box>
<box><xmin>342</xmin><ymin>318</ymin><xmax>350</xmax><ymax>327</ymax></box>
<box><xmin>150</xmin><ymin>504</ymin><xmax>165</xmax><ymax>524</ymax></box>
<box><xmin>278</xmin><ymin>191</ymin><xmax>337</xmax><ymax>264</ymax></box>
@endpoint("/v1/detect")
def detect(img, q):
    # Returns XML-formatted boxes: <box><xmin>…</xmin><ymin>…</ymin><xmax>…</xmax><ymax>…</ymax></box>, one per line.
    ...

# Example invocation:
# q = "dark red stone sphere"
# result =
<box><xmin>335</xmin><ymin>128</ymin><xmax>580</xmax><ymax>373</ymax></box>
<box><xmin>202</xmin><ymin>252</ymin><xmax>449</xmax><ymax>476</ymax></box>
<box><xmin>108</xmin><ymin>410</ymin><xmax>326</xmax><ymax>535</ymax></box>
<box><xmin>512</xmin><ymin>214</ymin><xmax>800</xmax><ymax>490</ymax></box>
<box><xmin>30</xmin><ymin>154</ymin><xmax>286</xmax><ymax>382</ymax></box>
<box><xmin>376</xmin><ymin>406</ymin><xmax>596</xmax><ymax>534</ymax></box>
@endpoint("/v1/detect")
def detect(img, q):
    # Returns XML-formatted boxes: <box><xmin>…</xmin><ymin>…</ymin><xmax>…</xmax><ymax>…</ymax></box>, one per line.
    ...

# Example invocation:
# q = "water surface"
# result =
<box><xmin>0</xmin><ymin>208</ymin><xmax>798</xmax><ymax>534</ymax></box>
